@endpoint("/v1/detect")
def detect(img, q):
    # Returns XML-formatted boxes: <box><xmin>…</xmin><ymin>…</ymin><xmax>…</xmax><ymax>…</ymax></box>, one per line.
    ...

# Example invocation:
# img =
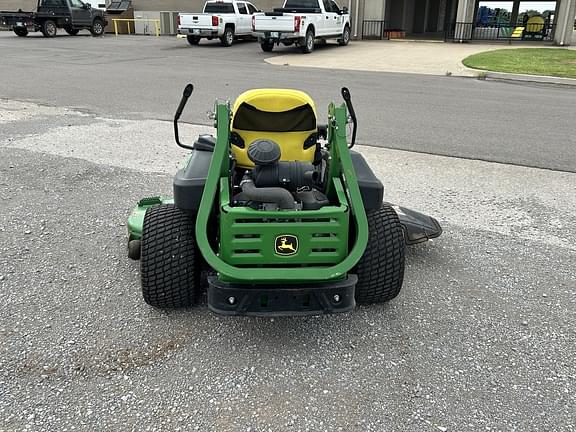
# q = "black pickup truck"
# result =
<box><xmin>0</xmin><ymin>0</ymin><xmax>107</xmax><ymax>37</ymax></box>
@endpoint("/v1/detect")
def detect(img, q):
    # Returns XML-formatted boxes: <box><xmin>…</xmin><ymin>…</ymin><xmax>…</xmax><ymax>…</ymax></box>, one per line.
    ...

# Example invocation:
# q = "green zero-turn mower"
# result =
<box><xmin>127</xmin><ymin>84</ymin><xmax>442</xmax><ymax>316</ymax></box>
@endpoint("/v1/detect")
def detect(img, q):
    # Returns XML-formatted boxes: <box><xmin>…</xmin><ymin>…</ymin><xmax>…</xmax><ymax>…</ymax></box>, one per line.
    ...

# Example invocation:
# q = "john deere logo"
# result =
<box><xmin>275</xmin><ymin>235</ymin><xmax>298</xmax><ymax>256</ymax></box>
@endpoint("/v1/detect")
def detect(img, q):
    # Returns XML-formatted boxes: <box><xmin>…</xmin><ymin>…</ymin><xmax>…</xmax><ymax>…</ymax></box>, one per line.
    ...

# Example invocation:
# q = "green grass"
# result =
<box><xmin>462</xmin><ymin>48</ymin><xmax>576</xmax><ymax>79</ymax></box>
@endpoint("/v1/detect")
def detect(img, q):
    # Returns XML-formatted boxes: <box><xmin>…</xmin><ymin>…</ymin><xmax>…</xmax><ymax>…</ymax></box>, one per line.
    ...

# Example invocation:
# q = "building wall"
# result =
<box><xmin>129</xmin><ymin>0</ymin><xmax>281</xmax><ymax>12</ymax></box>
<box><xmin>363</xmin><ymin>0</ymin><xmax>385</xmax><ymax>20</ymax></box>
<box><xmin>2</xmin><ymin>0</ymin><xmax>37</xmax><ymax>10</ymax></box>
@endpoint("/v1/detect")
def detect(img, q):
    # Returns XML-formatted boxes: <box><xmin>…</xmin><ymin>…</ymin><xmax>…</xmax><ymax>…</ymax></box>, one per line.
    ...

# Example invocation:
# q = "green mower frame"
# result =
<box><xmin>128</xmin><ymin>85</ymin><xmax>441</xmax><ymax>316</ymax></box>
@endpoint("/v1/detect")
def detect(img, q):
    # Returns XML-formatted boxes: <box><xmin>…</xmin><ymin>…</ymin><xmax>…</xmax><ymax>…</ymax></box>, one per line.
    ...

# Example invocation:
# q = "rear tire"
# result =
<box><xmin>14</xmin><ymin>27</ymin><xmax>28</xmax><ymax>37</ymax></box>
<box><xmin>354</xmin><ymin>204</ymin><xmax>405</xmax><ymax>304</ymax></box>
<box><xmin>220</xmin><ymin>26</ymin><xmax>234</xmax><ymax>47</ymax></box>
<box><xmin>301</xmin><ymin>27</ymin><xmax>314</xmax><ymax>53</ymax></box>
<box><xmin>41</xmin><ymin>20</ymin><xmax>57</xmax><ymax>38</ymax></box>
<box><xmin>187</xmin><ymin>35</ymin><xmax>200</xmax><ymax>45</ymax></box>
<box><xmin>65</xmin><ymin>27</ymin><xmax>79</xmax><ymax>36</ymax></box>
<box><xmin>90</xmin><ymin>18</ymin><xmax>104</xmax><ymax>36</ymax></box>
<box><xmin>140</xmin><ymin>204</ymin><xmax>198</xmax><ymax>308</ymax></box>
<box><xmin>338</xmin><ymin>25</ymin><xmax>350</xmax><ymax>46</ymax></box>
<box><xmin>260</xmin><ymin>40</ymin><xmax>274</xmax><ymax>52</ymax></box>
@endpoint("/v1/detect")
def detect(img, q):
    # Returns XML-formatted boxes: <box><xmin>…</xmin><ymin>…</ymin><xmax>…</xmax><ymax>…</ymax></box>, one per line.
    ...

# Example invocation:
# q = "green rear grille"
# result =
<box><xmin>219</xmin><ymin>179</ymin><xmax>349</xmax><ymax>268</ymax></box>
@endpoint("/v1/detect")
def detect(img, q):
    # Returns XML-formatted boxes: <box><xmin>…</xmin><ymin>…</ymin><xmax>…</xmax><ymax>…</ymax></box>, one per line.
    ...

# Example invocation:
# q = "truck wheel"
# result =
<box><xmin>65</xmin><ymin>27</ymin><xmax>79</xmax><ymax>36</ymax></box>
<box><xmin>140</xmin><ymin>204</ymin><xmax>198</xmax><ymax>308</ymax></box>
<box><xmin>260</xmin><ymin>40</ymin><xmax>274</xmax><ymax>52</ymax></box>
<box><xmin>90</xmin><ymin>18</ymin><xmax>104</xmax><ymax>36</ymax></box>
<box><xmin>301</xmin><ymin>27</ymin><xmax>314</xmax><ymax>54</ymax></box>
<box><xmin>220</xmin><ymin>27</ymin><xmax>234</xmax><ymax>47</ymax></box>
<box><xmin>14</xmin><ymin>27</ymin><xmax>28</xmax><ymax>37</ymax></box>
<box><xmin>354</xmin><ymin>204</ymin><xmax>405</xmax><ymax>304</ymax></box>
<box><xmin>338</xmin><ymin>25</ymin><xmax>350</xmax><ymax>46</ymax></box>
<box><xmin>41</xmin><ymin>20</ymin><xmax>57</xmax><ymax>38</ymax></box>
<box><xmin>187</xmin><ymin>35</ymin><xmax>200</xmax><ymax>45</ymax></box>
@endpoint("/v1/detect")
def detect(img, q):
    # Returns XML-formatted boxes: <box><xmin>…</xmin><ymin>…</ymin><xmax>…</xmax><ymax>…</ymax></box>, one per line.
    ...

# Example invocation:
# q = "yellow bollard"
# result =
<box><xmin>114</xmin><ymin>19</ymin><xmax>118</xmax><ymax>36</ymax></box>
<box><xmin>127</xmin><ymin>21</ymin><xmax>131</xmax><ymax>35</ymax></box>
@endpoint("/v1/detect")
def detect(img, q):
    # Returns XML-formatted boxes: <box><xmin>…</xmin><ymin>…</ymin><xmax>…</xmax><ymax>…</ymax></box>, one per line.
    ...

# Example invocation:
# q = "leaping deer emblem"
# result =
<box><xmin>279</xmin><ymin>237</ymin><xmax>295</xmax><ymax>251</ymax></box>
<box><xmin>276</xmin><ymin>235</ymin><xmax>298</xmax><ymax>255</ymax></box>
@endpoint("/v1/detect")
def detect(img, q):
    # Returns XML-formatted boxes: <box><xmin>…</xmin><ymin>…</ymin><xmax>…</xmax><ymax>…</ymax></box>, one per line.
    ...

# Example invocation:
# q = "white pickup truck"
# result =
<box><xmin>252</xmin><ymin>0</ymin><xmax>351</xmax><ymax>53</ymax></box>
<box><xmin>177</xmin><ymin>0</ymin><xmax>259</xmax><ymax>47</ymax></box>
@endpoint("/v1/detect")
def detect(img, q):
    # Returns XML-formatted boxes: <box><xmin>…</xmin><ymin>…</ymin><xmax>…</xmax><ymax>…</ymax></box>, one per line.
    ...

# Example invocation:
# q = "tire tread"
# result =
<box><xmin>355</xmin><ymin>205</ymin><xmax>405</xmax><ymax>304</ymax></box>
<box><xmin>140</xmin><ymin>204</ymin><xmax>197</xmax><ymax>308</ymax></box>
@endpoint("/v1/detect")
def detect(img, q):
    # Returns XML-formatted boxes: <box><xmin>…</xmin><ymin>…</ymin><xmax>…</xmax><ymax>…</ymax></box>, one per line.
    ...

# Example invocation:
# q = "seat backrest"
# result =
<box><xmin>230</xmin><ymin>89</ymin><xmax>318</xmax><ymax>168</ymax></box>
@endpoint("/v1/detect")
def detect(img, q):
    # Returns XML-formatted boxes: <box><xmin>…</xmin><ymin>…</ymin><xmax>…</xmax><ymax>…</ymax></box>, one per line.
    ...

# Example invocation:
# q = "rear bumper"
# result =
<box><xmin>178</xmin><ymin>27</ymin><xmax>218</xmax><ymax>37</ymax></box>
<box><xmin>207</xmin><ymin>275</ymin><xmax>357</xmax><ymax>317</ymax></box>
<box><xmin>0</xmin><ymin>17</ymin><xmax>34</xmax><ymax>30</ymax></box>
<box><xmin>257</xmin><ymin>31</ymin><xmax>300</xmax><ymax>42</ymax></box>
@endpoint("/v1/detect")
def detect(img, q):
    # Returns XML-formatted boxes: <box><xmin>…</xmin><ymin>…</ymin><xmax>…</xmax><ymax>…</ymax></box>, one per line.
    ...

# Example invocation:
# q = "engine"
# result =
<box><xmin>232</xmin><ymin>139</ymin><xmax>329</xmax><ymax>211</ymax></box>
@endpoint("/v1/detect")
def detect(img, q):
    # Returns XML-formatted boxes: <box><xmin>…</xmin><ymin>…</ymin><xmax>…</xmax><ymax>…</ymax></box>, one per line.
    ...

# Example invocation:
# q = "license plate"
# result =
<box><xmin>270</xmin><ymin>32</ymin><xmax>279</xmax><ymax>38</ymax></box>
<box><xmin>16</xmin><ymin>22</ymin><xmax>23</xmax><ymax>27</ymax></box>
<box><xmin>193</xmin><ymin>29</ymin><xmax>200</xmax><ymax>35</ymax></box>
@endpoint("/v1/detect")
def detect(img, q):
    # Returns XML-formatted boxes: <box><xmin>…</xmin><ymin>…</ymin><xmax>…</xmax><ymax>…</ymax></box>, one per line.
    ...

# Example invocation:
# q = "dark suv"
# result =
<box><xmin>0</xmin><ymin>0</ymin><xmax>107</xmax><ymax>37</ymax></box>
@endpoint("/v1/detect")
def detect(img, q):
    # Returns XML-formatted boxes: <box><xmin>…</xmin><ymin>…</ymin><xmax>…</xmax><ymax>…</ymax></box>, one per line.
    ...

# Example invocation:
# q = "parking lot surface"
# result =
<box><xmin>0</xmin><ymin>32</ymin><xmax>575</xmax><ymax>172</ymax></box>
<box><xmin>0</xmin><ymin>33</ymin><xmax>575</xmax><ymax>431</ymax></box>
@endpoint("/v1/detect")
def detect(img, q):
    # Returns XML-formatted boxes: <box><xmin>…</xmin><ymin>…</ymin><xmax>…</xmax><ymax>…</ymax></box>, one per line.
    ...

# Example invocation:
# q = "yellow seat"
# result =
<box><xmin>230</xmin><ymin>89</ymin><xmax>318</xmax><ymax>168</ymax></box>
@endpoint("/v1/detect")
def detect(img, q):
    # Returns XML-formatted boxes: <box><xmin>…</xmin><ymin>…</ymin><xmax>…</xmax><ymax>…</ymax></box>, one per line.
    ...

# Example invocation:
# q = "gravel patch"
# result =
<box><xmin>1</xmin><ymin>147</ymin><xmax>574</xmax><ymax>431</ymax></box>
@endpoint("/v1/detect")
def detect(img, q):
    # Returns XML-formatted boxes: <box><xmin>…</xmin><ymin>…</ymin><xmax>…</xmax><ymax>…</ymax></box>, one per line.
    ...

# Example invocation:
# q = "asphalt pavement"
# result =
<box><xmin>0</xmin><ymin>33</ymin><xmax>575</xmax><ymax>172</ymax></box>
<box><xmin>0</xmin><ymin>32</ymin><xmax>575</xmax><ymax>431</ymax></box>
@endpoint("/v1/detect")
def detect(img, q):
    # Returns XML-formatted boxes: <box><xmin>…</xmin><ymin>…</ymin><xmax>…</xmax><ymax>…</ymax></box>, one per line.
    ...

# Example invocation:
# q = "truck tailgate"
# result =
<box><xmin>253</xmin><ymin>14</ymin><xmax>295</xmax><ymax>32</ymax></box>
<box><xmin>179</xmin><ymin>13</ymin><xmax>216</xmax><ymax>29</ymax></box>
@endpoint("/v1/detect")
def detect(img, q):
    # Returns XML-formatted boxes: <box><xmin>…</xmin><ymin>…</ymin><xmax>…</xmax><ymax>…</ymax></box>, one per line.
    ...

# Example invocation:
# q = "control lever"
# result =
<box><xmin>174</xmin><ymin>83</ymin><xmax>194</xmax><ymax>150</ymax></box>
<box><xmin>341</xmin><ymin>87</ymin><xmax>357</xmax><ymax>149</ymax></box>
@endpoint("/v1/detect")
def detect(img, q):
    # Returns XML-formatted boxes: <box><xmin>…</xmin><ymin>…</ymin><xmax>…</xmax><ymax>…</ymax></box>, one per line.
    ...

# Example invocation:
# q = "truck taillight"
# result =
<box><xmin>252</xmin><ymin>15</ymin><xmax>255</xmax><ymax>32</ymax></box>
<box><xmin>212</xmin><ymin>15</ymin><xmax>219</xmax><ymax>26</ymax></box>
<box><xmin>294</xmin><ymin>16</ymin><xmax>301</xmax><ymax>32</ymax></box>
<box><xmin>176</xmin><ymin>15</ymin><xmax>180</xmax><ymax>26</ymax></box>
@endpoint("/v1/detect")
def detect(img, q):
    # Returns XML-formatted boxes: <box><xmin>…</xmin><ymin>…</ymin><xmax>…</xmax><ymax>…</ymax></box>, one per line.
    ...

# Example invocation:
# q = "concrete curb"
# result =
<box><xmin>263</xmin><ymin>41</ymin><xmax>576</xmax><ymax>87</ymax></box>
<box><xmin>480</xmin><ymin>71</ymin><xmax>576</xmax><ymax>87</ymax></box>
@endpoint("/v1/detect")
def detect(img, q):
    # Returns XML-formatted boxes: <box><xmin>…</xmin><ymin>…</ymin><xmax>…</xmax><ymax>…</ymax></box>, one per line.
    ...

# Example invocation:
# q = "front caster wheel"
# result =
<box><xmin>127</xmin><ymin>239</ymin><xmax>141</xmax><ymax>260</ymax></box>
